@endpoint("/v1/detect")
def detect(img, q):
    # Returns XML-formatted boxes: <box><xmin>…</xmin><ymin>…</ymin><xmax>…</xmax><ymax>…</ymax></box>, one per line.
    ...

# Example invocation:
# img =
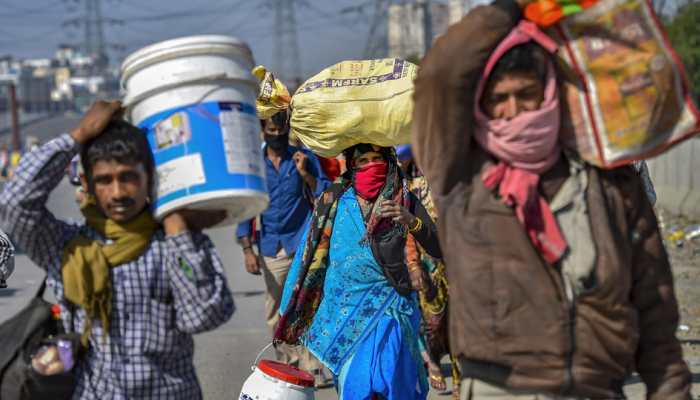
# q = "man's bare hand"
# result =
<box><xmin>244</xmin><ymin>251</ymin><xmax>262</xmax><ymax>275</ymax></box>
<box><xmin>181</xmin><ymin>209</ymin><xmax>227</xmax><ymax>231</ymax></box>
<box><xmin>293</xmin><ymin>151</ymin><xmax>309</xmax><ymax>176</ymax></box>
<box><xmin>70</xmin><ymin>100</ymin><xmax>123</xmax><ymax>145</ymax></box>
<box><xmin>163</xmin><ymin>209</ymin><xmax>227</xmax><ymax>235</ymax></box>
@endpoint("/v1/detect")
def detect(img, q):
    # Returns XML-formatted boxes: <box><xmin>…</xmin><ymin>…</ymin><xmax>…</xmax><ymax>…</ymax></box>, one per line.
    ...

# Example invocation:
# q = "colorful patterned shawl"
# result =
<box><xmin>275</xmin><ymin>146</ymin><xmax>408</xmax><ymax>344</ymax></box>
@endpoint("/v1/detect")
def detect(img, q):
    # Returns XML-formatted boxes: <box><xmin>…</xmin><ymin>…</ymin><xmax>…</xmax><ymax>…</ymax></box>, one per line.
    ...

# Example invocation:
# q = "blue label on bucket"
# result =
<box><xmin>138</xmin><ymin>101</ymin><xmax>266</xmax><ymax>213</ymax></box>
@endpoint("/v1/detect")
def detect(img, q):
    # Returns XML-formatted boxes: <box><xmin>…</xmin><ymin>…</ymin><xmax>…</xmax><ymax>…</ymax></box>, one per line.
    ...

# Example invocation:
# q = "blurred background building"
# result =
<box><xmin>0</xmin><ymin>0</ymin><xmax>696</xmax><ymax>150</ymax></box>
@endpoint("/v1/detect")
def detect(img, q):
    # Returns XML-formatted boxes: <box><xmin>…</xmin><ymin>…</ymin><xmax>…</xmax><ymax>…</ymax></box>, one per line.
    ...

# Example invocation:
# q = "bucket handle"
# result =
<box><xmin>251</xmin><ymin>342</ymin><xmax>276</xmax><ymax>372</ymax></box>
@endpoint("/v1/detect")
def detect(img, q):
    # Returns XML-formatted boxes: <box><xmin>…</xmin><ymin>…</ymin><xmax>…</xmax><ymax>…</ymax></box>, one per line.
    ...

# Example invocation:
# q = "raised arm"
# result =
<box><xmin>294</xmin><ymin>149</ymin><xmax>330</xmax><ymax>197</ymax></box>
<box><xmin>0</xmin><ymin>134</ymin><xmax>81</xmax><ymax>269</ymax></box>
<box><xmin>411</xmin><ymin>0</ymin><xmax>521</xmax><ymax>201</ymax></box>
<box><xmin>0</xmin><ymin>100</ymin><xmax>122</xmax><ymax>271</ymax></box>
<box><xmin>409</xmin><ymin>197</ymin><xmax>442</xmax><ymax>259</ymax></box>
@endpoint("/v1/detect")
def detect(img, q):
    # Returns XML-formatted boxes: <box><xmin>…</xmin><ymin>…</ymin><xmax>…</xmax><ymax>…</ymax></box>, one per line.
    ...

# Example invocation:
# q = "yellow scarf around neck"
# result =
<box><xmin>62</xmin><ymin>197</ymin><xmax>157</xmax><ymax>346</ymax></box>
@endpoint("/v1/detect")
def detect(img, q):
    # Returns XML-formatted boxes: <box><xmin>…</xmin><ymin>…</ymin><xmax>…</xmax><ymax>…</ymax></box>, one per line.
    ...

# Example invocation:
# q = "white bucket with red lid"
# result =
<box><xmin>238</xmin><ymin>344</ymin><xmax>316</xmax><ymax>400</ymax></box>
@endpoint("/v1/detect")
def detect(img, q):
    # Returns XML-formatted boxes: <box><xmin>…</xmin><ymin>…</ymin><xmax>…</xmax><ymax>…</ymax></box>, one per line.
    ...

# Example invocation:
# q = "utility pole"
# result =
<box><xmin>364</xmin><ymin>0</ymin><xmax>392</xmax><ymax>58</ymax></box>
<box><xmin>85</xmin><ymin>0</ymin><xmax>107</xmax><ymax>72</ymax></box>
<box><xmin>420</xmin><ymin>0</ymin><xmax>433</xmax><ymax>55</ymax></box>
<box><xmin>64</xmin><ymin>0</ymin><xmax>123</xmax><ymax>76</ymax></box>
<box><xmin>273</xmin><ymin>0</ymin><xmax>302</xmax><ymax>86</ymax></box>
<box><xmin>8</xmin><ymin>83</ymin><xmax>20</xmax><ymax>153</ymax></box>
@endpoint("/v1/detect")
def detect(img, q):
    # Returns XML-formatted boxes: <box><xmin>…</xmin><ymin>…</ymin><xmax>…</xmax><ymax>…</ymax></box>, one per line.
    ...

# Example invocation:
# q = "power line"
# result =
<box><xmin>116</xmin><ymin>0</ymin><xmax>247</xmax><ymax>37</ymax></box>
<box><xmin>296</xmin><ymin>0</ymin><xmax>358</xmax><ymax>33</ymax></box>
<box><xmin>270</xmin><ymin>0</ymin><xmax>302</xmax><ymax>84</ymax></box>
<box><xmin>0</xmin><ymin>26</ymin><xmax>63</xmax><ymax>47</ymax></box>
<box><xmin>115</xmin><ymin>0</ymin><xmax>175</xmax><ymax>14</ymax></box>
<box><xmin>0</xmin><ymin>0</ymin><xmax>64</xmax><ymax>16</ymax></box>
<box><xmin>118</xmin><ymin>4</ymin><xmax>236</xmax><ymax>22</ymax></box>
<box><xmin>62</xmin><ymin>0</ymin><xmax>121</xmax><ymax>73</ymax></box>
<box><xmin>227</xmin><ymin>4</ymin><xmax>266</xmax><ymax>35</ymax></box>
<box><xmin>117</xmin><ymin>0</ymin><xmax>240</xmax><ymax>15</ymax></box>
<box><xmin>241</xmin><ymin>13</ymin><xmax>367</xmax><ymax>38</ymax></box>
<box><xmin>364</xmin><ymin>0</ymin><xmax>392</xmax><ymax>58</ymax></box>
<box><xmin>117</xmin><ymin>2</ymin><xmax>249</xmax><ymax>39</ymax></box>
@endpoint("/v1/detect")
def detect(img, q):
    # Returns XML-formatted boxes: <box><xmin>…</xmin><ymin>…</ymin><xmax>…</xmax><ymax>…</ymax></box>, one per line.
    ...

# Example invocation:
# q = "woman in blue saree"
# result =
<box><xmin>277</xmin><ymin>144</ymin><xmax>442</xmax><ymax>400</ymax></box>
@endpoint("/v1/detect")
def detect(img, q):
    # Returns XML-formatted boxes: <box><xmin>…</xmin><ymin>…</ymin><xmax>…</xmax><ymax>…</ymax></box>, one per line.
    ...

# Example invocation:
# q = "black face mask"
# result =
<box><xmin>265</xmin><ymin>133</ymin><xmax>289</xmax><ymax>152</ymax></box>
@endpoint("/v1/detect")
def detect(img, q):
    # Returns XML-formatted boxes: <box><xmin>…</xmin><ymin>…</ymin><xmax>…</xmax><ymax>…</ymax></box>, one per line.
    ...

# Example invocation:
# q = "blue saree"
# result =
<box><xmin>280</xmin><ymin>188</ymin><xmax>428</xmax><ymax>400</ymax></box>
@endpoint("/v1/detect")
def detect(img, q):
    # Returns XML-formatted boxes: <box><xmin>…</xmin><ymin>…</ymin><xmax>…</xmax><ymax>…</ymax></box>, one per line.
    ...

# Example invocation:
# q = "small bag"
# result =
<box><xmin>0</xmin><ymin>279</ymin><xmax>80</xmax><ymax>400</ymax></box>
<box><xmin>371</xmin><ymin>233</ymin><xmax>413</xmax><ymax>297</ymax></box>
<box><xmin>550</xmin><ymin>0</ymin><xmax>700</xmax><ymax>167</ymax></box>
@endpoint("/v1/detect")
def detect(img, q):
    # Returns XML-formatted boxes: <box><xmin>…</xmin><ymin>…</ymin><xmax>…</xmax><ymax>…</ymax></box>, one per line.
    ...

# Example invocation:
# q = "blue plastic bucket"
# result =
<box><xmin>121</xmin><ymin>35</ymin><xmax>268</xmax><ymax>225</ymax></box>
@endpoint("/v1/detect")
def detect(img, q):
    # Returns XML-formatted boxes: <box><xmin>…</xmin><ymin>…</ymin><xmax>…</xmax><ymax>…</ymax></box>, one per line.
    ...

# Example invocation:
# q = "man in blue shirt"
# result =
<box><xmin>236</xmin><ymin>110</ymin><xmax>330</xmax><ymax>379</ymax></box>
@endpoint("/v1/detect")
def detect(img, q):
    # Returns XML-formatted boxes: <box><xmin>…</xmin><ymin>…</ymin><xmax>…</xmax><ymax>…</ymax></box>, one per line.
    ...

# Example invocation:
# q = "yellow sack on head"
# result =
<box><xmin>290</xmin><ymin>59</ymin><xmax>417</xmax><ymax>157</ymax></box>
<box><xmin>252</xmin><ymin>65</ymin><xmax>291</xmax><ymax>120</ymax></box>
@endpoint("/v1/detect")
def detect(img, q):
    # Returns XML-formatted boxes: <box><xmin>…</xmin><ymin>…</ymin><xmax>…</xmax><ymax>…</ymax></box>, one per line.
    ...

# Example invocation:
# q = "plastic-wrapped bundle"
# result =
<box><xmin>290</xmin><ymin>59</ymin><xmax>417</xmax><ymax>157</ymax></box>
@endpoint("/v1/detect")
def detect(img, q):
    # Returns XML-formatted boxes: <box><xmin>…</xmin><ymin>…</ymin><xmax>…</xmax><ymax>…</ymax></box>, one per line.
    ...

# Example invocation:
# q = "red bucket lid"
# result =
<box><xmin>257</xmin><ymin>359</ymin><xmax>315</xmax><ymax>387</ymax></box>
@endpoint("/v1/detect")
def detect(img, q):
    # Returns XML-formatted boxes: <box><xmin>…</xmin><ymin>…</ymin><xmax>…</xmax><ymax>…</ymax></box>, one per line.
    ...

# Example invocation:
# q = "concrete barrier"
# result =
<box><xmin>647</xmin><ymin>137</ymin><xmax>700</xmax><ymax>219</ymax></box>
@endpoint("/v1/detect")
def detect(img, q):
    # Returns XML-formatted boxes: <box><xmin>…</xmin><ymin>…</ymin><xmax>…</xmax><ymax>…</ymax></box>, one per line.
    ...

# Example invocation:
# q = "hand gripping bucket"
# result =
<box><xmin>239</xmin><ymin>343</ymin><xmax>315</xmax><ymax>400</ymax></box>
<box><xmin>120</xmin><ymin>35</ymin><xmax>268</xmax><ymax>226</ymax></box>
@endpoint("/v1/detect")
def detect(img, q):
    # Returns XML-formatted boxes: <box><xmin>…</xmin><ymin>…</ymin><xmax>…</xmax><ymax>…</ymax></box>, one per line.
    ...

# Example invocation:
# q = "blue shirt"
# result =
<box><xmin>236</xmin><ymin>145</ymin><xmax>329</xmax><ymax>257</ymax></box>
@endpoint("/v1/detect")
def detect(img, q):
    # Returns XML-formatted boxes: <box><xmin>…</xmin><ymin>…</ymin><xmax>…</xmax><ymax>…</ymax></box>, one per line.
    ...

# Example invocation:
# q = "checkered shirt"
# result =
<box><xmin>0</xmin><ymin>134</ymin><xmax>235</xmax><ymax>400</ymax></box>
<box><xmin>0</xmin><ymin>227</ymin><xmax>14</xmax><ymax>281</ymax></box>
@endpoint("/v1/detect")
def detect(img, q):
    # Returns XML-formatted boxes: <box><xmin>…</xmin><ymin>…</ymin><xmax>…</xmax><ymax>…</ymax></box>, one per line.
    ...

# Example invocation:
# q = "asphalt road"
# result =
<box><xmin>0</xmin><ymin>176</ymin><xmax>338</xmax><ymax>399</ymax></box>
<box><xmin>6</xmin><ymin>115</ymin><xmax>690</xmax><ymax>399</ymax></box>
<box><xmin>0</xmin><ymin>115</ymin><xmax>456</xmax><ymax>399</ymax></box>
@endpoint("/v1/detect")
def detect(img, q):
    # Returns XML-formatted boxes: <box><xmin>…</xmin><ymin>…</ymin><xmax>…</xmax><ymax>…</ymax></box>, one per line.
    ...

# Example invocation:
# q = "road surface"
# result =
<box><xmin>3</xmin><ymin>116</ymin><xmax>696</xmax><ymax>399</ymax></box>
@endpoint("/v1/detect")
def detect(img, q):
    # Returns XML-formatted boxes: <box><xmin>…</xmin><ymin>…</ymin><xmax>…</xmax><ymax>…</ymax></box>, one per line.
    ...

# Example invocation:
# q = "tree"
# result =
<box><xmin>665</xmin><ymin>0</ymin><xmax>700</xmax><ymax>101</ymax></box>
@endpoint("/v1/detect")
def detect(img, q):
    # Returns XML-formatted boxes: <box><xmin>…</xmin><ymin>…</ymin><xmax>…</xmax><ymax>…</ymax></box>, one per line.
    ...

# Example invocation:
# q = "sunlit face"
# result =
<box><xmin>354</xmin><ymin>151</ymin><xmax>384</xmax><ymax>168</ymax></box>
<box><xmin>83</xmin><ymin>160</ymin><xmax>149</xmax><ymax>222</ymax></box>
<box><xmin>482</xmin><ymin>72</ymin><xmax>545</xmax><ymax>120</ymax></box>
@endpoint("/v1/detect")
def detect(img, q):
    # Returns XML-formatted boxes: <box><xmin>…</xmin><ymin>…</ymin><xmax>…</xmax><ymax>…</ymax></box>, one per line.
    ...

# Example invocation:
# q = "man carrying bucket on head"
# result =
<box><xmin>236</xmin><ymin>108</ymin><xmax>331</xmax><ymax>386</ymax></box>
<box><xmin>412</xmin><ymin>0</ymin><xmax>691</xmax><ymax>398</ymax></box>
<box><xmin>0</xmin><ymin>100</ymin><xmax>235</xmax><ymax>399</ymax></box>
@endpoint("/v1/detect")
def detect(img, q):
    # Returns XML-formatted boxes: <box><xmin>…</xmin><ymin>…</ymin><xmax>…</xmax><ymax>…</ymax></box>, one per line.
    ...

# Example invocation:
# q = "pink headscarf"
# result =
<box><xmin>474</xmin><ymin>21</ymin><xmax>567</xmax><ymax>265</ymax></box>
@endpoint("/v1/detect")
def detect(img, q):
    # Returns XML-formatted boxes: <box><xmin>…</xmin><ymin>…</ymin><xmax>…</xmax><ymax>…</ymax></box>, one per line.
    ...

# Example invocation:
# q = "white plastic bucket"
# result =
<box><xmin>120</xmin><ymin>35</ymin><xmax>268</xmax><ymax>226</ymax></box>
<box><xmin>239</xmin><ymin>359</ymin><xmax>315</xmax><ymax>400</ymax></box>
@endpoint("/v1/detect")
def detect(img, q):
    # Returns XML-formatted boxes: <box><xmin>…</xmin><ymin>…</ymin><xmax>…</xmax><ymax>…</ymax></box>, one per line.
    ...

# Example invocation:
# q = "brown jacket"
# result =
<box><xmin>411</xmin><ymin>2</ymin><xmax>691</xmax><ymax>399</ymax></box>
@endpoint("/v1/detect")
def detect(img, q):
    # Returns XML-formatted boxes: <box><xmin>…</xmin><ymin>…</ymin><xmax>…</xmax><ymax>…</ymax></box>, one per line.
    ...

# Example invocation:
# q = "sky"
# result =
<box><xmin>0</xmin><ymin>0</ymin><xmax>683</xmax><ymax>80</ymax></box>
<box><xmin>0</xmin><ymin>0</ymin><xmax>388</xmax><ymax>80</ymax></box>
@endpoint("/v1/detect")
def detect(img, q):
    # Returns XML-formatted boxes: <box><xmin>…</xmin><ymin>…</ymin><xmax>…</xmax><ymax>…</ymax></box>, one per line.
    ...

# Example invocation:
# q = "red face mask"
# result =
<box><xmin>353</xmin><ymin>161</ymin><xmax>387</xmax><ymax>200</ymax></box>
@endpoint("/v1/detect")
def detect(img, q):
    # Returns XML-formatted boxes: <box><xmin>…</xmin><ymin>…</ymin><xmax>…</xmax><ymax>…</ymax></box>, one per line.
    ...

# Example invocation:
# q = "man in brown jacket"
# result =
<box><xmin>411</xmin><ymin>0</ymin><xmax>692</xmax><ymax>399</ymax></box>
